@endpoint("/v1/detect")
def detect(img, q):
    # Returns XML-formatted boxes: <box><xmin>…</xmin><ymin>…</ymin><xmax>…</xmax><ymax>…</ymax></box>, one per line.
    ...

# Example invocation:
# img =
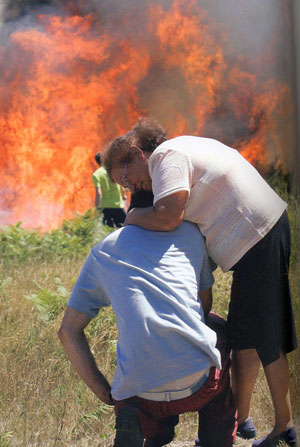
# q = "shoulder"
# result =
<box><xmin>155</xmin><ymin>135</ymin><xmax>230</xmax><ymax>152</ymax></box>
<box><xmin>149</xmin><ymin>137</ymin><xmax>190</xmax><ymax>164</ymax></box>
<box><xmin>98</xmin><ymin>167</ymin><xmax>108</xmax><ymax>176</ymax></box>
<box><xmin>92</xmin><ymin>167</ymin><xmax>110</xmax><ymax>185</ymax></box>
<box><xmin>150</xmin><ymin>136</ymin><xmax>208</xmax><ymax>162</ymax></box>
<box><xmin>94</xmin><ymin>226</ymin><xmax>138</xmax><ymax>252</ymax></box>
<box><xmin>92</xmin><ymin>168</ymin><xmax>102</xmax><ymax>186</ymax></box>
<box><xmin>155</xmin><ymin>135</ymin><xmax>204</xmax><ymax>150</ymax></box>
<box><xmin>92</xmin><ymin>167</ymin><xmax>102</xmax><ymax>178</ymax></box>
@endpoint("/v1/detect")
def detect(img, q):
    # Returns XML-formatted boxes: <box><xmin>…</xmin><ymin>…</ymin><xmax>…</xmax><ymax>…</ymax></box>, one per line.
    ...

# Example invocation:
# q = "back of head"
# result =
<box><xmin>131</xmin><ymin>117</ymin><xmax>167</xmax><ymax>153</ymax></box>
<box><xmin>129</xmin><ymin>190</ymin><xmax>154</xmax><ymax>211</ymax></box>
<box><xmin>95</xmin><ymin>151</ymin><xmax>102</xmax><ymax>166</ymax></box>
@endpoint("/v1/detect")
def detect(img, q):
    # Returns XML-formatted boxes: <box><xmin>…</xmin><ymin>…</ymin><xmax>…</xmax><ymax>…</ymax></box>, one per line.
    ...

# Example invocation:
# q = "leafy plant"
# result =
<box><xmin>26</xmin><ymin>277</ymin><xmax>70</xmax><ymax>321</ymax></box>
<box><xmin>0</xmin><ymin>209</ymin><xmax>110</xmax><ymax>265</ymax></box>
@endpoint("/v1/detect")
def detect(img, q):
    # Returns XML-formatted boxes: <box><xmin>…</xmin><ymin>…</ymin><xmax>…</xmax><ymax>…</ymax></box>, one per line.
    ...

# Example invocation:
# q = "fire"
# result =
<box><xmin>0</xmin><ymin>0</ymin><xmax>294</xmax><ymax>230</ymax></box>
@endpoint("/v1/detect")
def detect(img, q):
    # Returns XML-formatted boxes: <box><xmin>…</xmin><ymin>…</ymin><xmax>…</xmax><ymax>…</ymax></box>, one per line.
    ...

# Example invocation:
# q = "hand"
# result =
<box><xmin>101</xmin><ymin>389</ymin><xmax>115</xmax><ymax>406</ymax></box>
<box><xmin>124</xmin><ymin>208</ymin><xmax>137</xmax><ymax>226</ymax></box>
<box><xmin>59</xmin><ymin>308</ymin><xmax>115</xmax><ymax>407</ymax></box>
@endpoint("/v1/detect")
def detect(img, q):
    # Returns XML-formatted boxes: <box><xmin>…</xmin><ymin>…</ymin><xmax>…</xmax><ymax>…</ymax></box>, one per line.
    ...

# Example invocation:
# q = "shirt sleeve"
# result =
<box><xmin>149</xmin><ymin>148</ymin><xmax>193</xmax><ymax>204</ymax></box>
<box><xmin>67</xmin><ymin>250</ymin><xmax>110</xmax><ymax>319</ymax></box>
<box><xmin>92</xmin><ymin>172</ymin><xmax>101</xmax><ymax>188</ymax></box>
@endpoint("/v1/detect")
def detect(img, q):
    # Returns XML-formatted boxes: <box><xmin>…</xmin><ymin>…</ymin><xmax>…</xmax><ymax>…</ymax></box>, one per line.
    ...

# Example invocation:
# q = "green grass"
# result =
<box><xmin>0</xmin><ymin>209</ymin><xmax>110</xmax><ymax>265</ymax></box>
<box><xmin>0</xmin><ymin>179</ymin><xmax>299</xmax><ymax>446</ymax></box>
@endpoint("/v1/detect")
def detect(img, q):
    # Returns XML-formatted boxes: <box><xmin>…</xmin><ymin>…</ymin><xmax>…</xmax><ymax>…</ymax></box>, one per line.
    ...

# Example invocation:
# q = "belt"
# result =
<box><xmin>137</xmin><ymin>370</ymin><xmax>210</xmax><ymax>402</ymax></box>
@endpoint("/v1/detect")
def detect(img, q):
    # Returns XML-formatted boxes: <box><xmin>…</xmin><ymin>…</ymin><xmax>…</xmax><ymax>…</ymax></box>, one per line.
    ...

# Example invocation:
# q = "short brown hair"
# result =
<box><xmin>95</xmin><ymin>151</ymin><xmax>102</xmax><ymax>166</ymax></box>
<box><xmin>131</xmin><ymin>117</ymin><xmax>167</xmax><ymax>153</ymax></box>
<box><xmin>104</xmin><ymin>135</ymin><xmax>131</xmax><ymax>180</ymax></box>
<box><xmin>104</xmin><ymin>117</ymin><xmax>167</xmax><ymax>180</ymax></box>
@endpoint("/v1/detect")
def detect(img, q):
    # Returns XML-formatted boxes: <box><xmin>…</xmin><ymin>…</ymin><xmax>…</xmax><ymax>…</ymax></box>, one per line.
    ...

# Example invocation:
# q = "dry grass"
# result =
<box><xmin>0</xmin><ymin>259</ymin><xmax>117</xmax><ymax>446</ymax></box>
<box><xmin>1</xmin><ymin>201</ymin><xmax>299</xmax><ymax>446</ymax></box>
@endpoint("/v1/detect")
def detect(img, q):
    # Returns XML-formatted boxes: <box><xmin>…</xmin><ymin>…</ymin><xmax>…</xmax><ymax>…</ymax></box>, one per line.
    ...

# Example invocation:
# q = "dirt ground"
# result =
<box><xmin>169</xmin><ymin>443</ymin><xmax>193</xmax><ymax>446</ymax></box>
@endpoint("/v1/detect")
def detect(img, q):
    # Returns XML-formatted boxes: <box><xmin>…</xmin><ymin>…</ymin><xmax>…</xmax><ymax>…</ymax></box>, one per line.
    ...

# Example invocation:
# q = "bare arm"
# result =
<box><xmin>121</xmin><ymin>186</ymin><xmax>127</xmax><ymax>200</ymax></box>
<box><xmin>198</xmin><ymin>287</ymin><xmax>213</xmax><ymax>317</ymax></box>
<box><xmin>58</xmin><ymin>307</ymin><xmax>114</xmax><ymax>406</ymax></box>
<box><xmin>95</xmin><ymin>187</ymin><xmax>102</xmax><ymax>209</ymax></box>
<box><xmin>124</xmin><ymin>190</ymin><xmax>188</xmax><ymax>231</ymax></box>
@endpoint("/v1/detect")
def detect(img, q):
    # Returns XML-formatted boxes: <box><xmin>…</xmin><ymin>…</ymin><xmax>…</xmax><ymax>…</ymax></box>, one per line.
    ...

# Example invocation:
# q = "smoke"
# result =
<box><xmin>0</xmin><ymin>0</ymin><xmax>294</xmax><ymax>82</ymax></box>
<box><xmin>0</xmin><ymin>0</ymin><xmax>297</xmax><ymax>229</ymax></box>
<box><xmin>204</xmin><ymin>0</ymin><xmax>294</xmax><ymax>83</ymax></box>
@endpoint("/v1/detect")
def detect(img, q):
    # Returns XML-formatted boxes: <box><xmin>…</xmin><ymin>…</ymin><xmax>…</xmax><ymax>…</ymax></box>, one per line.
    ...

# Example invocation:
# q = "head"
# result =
<box><xmin>128</xmin><ymin>190</ymin><xmax>154</xmax><ymax>211</ymax></box>
<box><xmin>95</xmin><ymin>151</ymin><xmax>102</xmax><ymax>167</ymax></box>
<box><xmin>104</xmin><ymin>117</ymin><xmax>167</xmax><ymax>193</ymax></box>
<box><xmin>130</xmin><ymin>117</ymin><xmax>167</xmax><ymax>153</ymax></box>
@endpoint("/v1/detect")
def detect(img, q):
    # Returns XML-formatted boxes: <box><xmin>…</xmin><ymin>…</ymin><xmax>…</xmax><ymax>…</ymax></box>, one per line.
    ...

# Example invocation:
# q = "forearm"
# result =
<box><xmin>125</xmin><ymin>191</ymin><xmax>188</xmax><ymax>231</ymax></box>
<box><xmin>125</xmin><ymin>206</ymin><xmax>180</xmax><ymax>231</ymax></box>
<box><xmin>95</xmin><ymin>188</ymin><xmax>102</xmax><ymax>209</ymax></box>
<box><xmin>59</xmin><ymin>328</ymin><xmax>113</xmax><ymax>405</ymax></box>
<box><xmin>198</xmin><ymin>288</ymin><xmax>213</xmax><ymax>316</ymax></box>
<box><xmin>121</xmin><ymin>187</ymin><xmax>127</xmax><ymax>200</ymax></box>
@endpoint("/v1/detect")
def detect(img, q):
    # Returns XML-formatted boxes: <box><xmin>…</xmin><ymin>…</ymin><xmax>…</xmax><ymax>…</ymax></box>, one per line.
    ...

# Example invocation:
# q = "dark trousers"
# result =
<box><xmin>102</xmin><ymin>208</ymin><xmax>126</xmax><ymax>228</ymax></box>
<box><xmin>114</xmin><ymin>314</ymin><xmax>237</xmax><ymax>447</ymax></box>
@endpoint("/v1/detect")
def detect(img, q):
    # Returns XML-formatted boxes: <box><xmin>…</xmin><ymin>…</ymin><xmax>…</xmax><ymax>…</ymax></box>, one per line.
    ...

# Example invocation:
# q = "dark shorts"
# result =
<box><xmin>114</xmin><ymin>314</ymin><xmax>237</xmax><ymax>447</ymax></box>
<box><xmin>102</xmin><ymin>208</ymin><xmax>126</xmax><ymax>228</ymax></box>
<box><xmin>227</xmin><ymin>211</ymin><xmax>298</xmax><ymax>367</ymax></box>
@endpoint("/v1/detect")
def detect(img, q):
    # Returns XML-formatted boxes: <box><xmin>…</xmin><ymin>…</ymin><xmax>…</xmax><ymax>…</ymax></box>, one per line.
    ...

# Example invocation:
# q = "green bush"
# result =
<box><xmin>26</xmin><ymin>277</ymin><xmax>70</xmax><ymax>321</ymax></box>
<box><xmin>0</xmin><ymin>209</ymin><xmax>111</xmax><ymax>265</ymax></box>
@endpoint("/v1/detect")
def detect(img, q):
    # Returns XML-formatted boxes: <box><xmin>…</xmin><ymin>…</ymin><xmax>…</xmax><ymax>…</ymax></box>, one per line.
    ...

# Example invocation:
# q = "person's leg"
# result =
<box><xmin>102</xmin><ymin>208</ymin><xmax>115</xmax><ymax>227</ymax></box>
<box><xmin>231</xmin><ymin>348</ymin><xmax>261</xmax><ymax>424</ymax></box>
<box><xmin>195</xmin><ymin>313</ymin><xmax>237</xmax><ymax>447</ymax></box>
<box><xmin>263</xmin><ymin>351</ymin><xmax>293</xmax><ymax>436</ymax></box>
<box><xmin>196</xmin><ymin>334</ymin><xmax>237</xmax><ymax>447</ymax></box>
<box><xmin>143</xmin><ymin>415</ymin><xmax>178</xmax><ymax>447</ymax></box>
<box><xmin>114</xmin><ymin>397</ymin><xmax>178</xmax><ymax>447</ymax></box>
<box><xmin>228</xmin><ymin>213</ymin><xmax>297</xmax><ymax>444</ymax></box>
<box><xmin>112</xmin><ymin>208</ymin><xmax>126</xmax><ymax>227</ymax></box>
<box><xmin>252</xmin><ymin>353</ymin><xmax>297</xmax><ymax>446</ymax></box>
<box><xmin>197</xmin><ymin>373</ymin><xmax>237</xmax><ymax>447</ymax></box>
<box><xmin>114</xmin><ymin>404</ymin><xmax>144</xmax><ymax>447</ymax></box>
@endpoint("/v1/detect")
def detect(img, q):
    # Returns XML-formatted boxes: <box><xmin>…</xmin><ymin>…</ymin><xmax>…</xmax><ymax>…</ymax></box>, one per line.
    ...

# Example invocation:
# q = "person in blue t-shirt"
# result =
<box><xmin>58</xmin><ymin>193</ymin><xmax>245</xmax><ymax>447</ymax></box>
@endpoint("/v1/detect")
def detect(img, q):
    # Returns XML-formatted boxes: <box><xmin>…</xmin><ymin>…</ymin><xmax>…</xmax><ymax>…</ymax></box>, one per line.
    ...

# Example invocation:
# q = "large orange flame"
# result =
<box><xmin>0</xmin><ymin>0</ymin><xmax>294</xmax><ymax>230</ymax></box>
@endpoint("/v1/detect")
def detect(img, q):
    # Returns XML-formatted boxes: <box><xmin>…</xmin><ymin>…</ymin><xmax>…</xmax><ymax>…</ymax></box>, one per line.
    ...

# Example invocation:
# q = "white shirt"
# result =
<box><xmin>149</xmin><ymin>136</ymin><xmax>287</xmax><ymax>272</ymax></box>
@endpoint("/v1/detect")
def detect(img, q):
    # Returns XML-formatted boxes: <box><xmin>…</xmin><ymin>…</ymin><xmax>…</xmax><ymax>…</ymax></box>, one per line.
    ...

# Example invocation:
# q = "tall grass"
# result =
<box><xmin>287</xmin><ymin>190</ymin><xmax>300</xmax><ymax>423</ymax></box>
<box><xmin>0</xmin><ymin>181</ymin><xmax>299</xmax><ymax>446</ymax></box>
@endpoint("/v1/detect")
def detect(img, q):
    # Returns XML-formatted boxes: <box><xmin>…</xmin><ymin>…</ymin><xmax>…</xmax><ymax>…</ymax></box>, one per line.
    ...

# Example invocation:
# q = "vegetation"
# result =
<box><xmin>0</xmin><ymin>209</ymin><xmax>110</xmax><ymax>265</ymax></box>
<box><xmin>0</xmin><ymin>176</ymin><xmax>299</xmax><ymax>446</ymax></box>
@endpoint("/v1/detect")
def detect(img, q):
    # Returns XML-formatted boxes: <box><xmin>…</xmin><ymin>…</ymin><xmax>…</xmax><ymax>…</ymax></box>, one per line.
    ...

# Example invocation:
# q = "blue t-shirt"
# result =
<box><xmin>68</xmin><ymin>221</ymin><xmax>221</xmax><ymax>400</ymax></box>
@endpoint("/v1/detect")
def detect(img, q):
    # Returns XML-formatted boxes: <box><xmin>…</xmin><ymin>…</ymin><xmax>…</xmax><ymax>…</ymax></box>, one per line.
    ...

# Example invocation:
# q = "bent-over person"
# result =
<box><xmin>59</xmin><ymin>219</ymin><xmax>250</xmax><ymax>447</ymax></box>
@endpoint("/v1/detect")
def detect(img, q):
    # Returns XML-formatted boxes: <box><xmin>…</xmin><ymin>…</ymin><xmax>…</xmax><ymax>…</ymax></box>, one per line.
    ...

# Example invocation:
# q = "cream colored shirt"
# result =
<box><xmin>149</xmin><ymin>136</ymin><xmax>287</xmax><ymax>272</ymax></box>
